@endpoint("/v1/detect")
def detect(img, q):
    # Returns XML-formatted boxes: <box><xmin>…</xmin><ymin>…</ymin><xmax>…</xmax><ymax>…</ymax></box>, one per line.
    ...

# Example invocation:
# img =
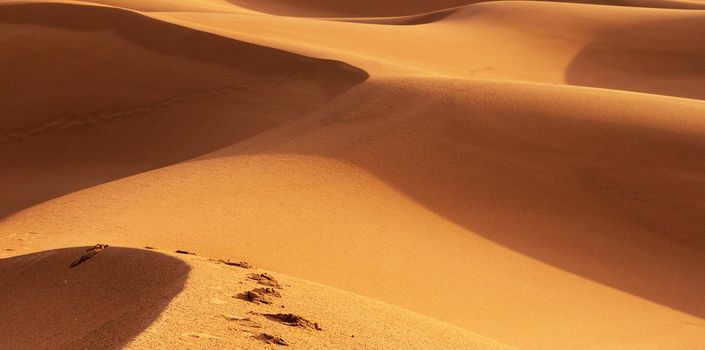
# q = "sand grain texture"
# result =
<box><xmin>1</xmin><ymin>0</ymin><xmax>704</xmax><ymax>349</ymax></box>
<box><xmin>0</xmin><ymin>247</ymin><xmax>189</xmax><ymax>350</ymax></box>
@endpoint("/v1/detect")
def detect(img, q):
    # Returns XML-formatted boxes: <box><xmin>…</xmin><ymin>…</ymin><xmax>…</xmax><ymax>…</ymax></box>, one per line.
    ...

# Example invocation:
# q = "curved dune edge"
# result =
<box><xmin>1</xmin><ymin>0</ymin><xmax>705</xmax><ymax>349</ymax></box>
<box><xmin>226</xmin><ymin>0</ymin><xmax>705</xmax><ymax>17</ymax></box>
<box><xmin>125</xmin><ymin>249</ymin><xmax>511</xmax><ymax>350</ymax></box>
<box><xmin>146</xmin><ymin>0</ymin><xmax>705</xmax><ymax>101</ymax></box>
<box><xmin>0</xmin><ymin>1</ymin><xmax>367</xmax><ymax>218</ymax></box>
<box><xmin>0</xmin><ymin>247</ymin><xmax>189</xmax><ymax>350</ymax></box>
<box><xmin>4</xmin><ymin>77</ymin><xmax>705</xmax><ymax>349</ymax></box>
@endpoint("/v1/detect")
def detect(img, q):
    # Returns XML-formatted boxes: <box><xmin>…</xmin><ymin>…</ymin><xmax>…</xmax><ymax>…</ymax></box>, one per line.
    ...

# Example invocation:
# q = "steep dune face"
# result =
<box><xmin>0</xmin><ymin>247</ymin><xmax>189</xmax><ymax>350</ymax></box>
<box><xmin>437</xmin><ymin>2</ymin><xmax>705</xmax><ymax>99</ymax></box>
<box><xmin>125</xmin><ymin>251</ymin><xmax>511</xmax><ymax>350</ymax></box>
<box><xmin>5</xmin><ymin>78</ymin><xmax>705</xmax><ymax>349</ymax></box>
<box><xmin>2</xmin><ymin>0</ymin><xmax>705</xmax><ymax>349</ymax></box>
<box><xmin>227</xmin><ymin>0</ymin><xmax>705</xmax><ymax>17</ymax></box>
<box><xmin>155</xmin><ymin>1</ymin><xmax>705</xmax><ymax>100</ymax></box>
<box><xmin>567</xmin><ymin>16</ymin><xmax>705</xmax><ymax>99</ymax></box>
<box><xmin>0</xmin><ymin>2</ymin><xmax>366</xmax><ymax>217</ymax></box>
<box><xmin>227</xmin><ymin>0</ymin><xmax>474</xmax><ymax>17</ymax></box>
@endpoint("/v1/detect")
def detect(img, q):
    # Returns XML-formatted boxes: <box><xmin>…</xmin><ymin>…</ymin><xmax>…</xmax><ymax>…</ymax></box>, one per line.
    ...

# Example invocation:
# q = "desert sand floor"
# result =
<box><xmin>1</xmin><ymin>0</ymin><xmax>704</xmax><ymax>349</ymax></box>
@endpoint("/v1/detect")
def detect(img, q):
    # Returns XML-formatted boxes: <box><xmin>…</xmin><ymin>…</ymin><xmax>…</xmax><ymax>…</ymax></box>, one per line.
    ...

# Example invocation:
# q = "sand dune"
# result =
<box><xmin>0</xmin><ymin>246</ymin><xmax>188</xmax><ymax>349</ymax></box>
<box><xmin>5</xmin><ymin>76</ymin><xmax>705</xmax><ymax>349</ymax></box>
<box><xmin>1</xmin><ymin>0</ymin><xmax>704</xmax><ymax>349</ymax></box>
<box><xmin>228</xmin><ymin>0</ymin><xmax>705</xmax><ymax>17</ymax></box>
<box><xmin>152</xmin><ymin>1</ymin><xmax>705</xmax><ymax>99</ymax></box>
<box><xmin>125</xmin><ymin>249</ymin><xmax>510</xmax><ymax>350</ymax></box>
<box><xmin>0</xmin><ymin>2</ymin><xmax>366</xmax><ymax>217</ymax></box>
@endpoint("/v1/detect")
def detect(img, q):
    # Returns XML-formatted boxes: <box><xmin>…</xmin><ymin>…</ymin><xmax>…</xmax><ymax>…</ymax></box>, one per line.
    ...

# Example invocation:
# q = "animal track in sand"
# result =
<box><xmin>217</xmin><ymin>259</ymin><xmax>253</xmax><ymax>269</ymax></box>
<box><xmin>236</xmin><ymin>287</ymin><xmax>282</xmax><ymax>304</ymax></box>
<box><xmin>248</xmin><ymin>272</ymin><xmax>283</xmax><ymax>288</ymax></box>
<box><xmin>174</xmin><ymin>251</ymin><xmax>320</xmax><ymax>345</ymax></box>
<box><xmin>256</xmin><ymin>333</ymin><xmax>289</xmax><ymax>346</ymax></box>
<box><xmin>182</xmin><ymin>332</ymin><xmax>222</xmax><ymax>340</ymax></box>
<box><xmin>261</xmin><ymin>313</ymin><xmax>323</xmax><ymax>331</ymax></box>
<box><xmin>0</xmin><ymin>77</ymin><xmax>291</xmax><ymax>146</ymax></box>
<box><xmin>223</xmin><ymin>315</ymin><xmax>262</xmax><ymax>328</ymax></box>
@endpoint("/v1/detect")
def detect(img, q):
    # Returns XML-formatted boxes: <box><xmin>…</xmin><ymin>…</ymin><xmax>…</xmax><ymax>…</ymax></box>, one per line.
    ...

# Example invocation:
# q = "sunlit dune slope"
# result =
<box><xmin>1</xmin><ymin>0</ymin><xmax>705</xmax><ymax>349</ymax></box>
<box><xmin>125</xmin><ymin>250</ymin><xmax>511</xmax><ymax>350</ymax></box>
<box><xmin>152</xmin><ymin>1</ymin><xmax>705</xmax><ymax>100</ymax></box>
<box><xmin>0</xmin><ymin>2</ymin><xmax>366</xmax><ymax>217</ymax></box>
<box><xmin>4</xmin><ymin>77</ymin><xmax>705</xmax><ymax>349</ymax></box>
<box><xmin>226</xmin><ymin>0</ymin><xmax>473</xmax><ymax>17</ymax></box>
<box><xmin>227</xmin><ymin>0</ymin><xmax>705</xmax><ymax>17</ymax></box>
<box><xmin>0</xmin><ymin>247</ymin><xmax>189</xmax><ymax>350</ymax></box>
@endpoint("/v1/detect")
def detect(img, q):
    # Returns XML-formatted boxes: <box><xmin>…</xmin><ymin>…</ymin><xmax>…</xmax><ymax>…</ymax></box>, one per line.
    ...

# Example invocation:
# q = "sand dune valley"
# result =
<box><xmin>1</xmin><ymin>0</ymin><xmax>705</xmax><ymax>349</ymax></box>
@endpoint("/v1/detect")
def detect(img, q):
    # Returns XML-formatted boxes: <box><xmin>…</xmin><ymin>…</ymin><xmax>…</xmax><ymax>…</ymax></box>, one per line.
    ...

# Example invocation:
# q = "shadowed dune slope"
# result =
<box><xmin>5</xmin><ymin>78</ymin><xmax>705</xmax><ymax>349</ymax></box>
<box><xmin>227</xmin><ymin>0</ymin><xmax>705</xmax><ymax>17</ymax></box>
<box><xmin>125</xmin><ymin>251</ymin><xmax>511</xmax><ymax>350</ymax></box>
<box><xmin>0</xmin><ymin>247</ymin><xmax>189</xmax><ymax>350</ymax></box>
<box><xmin>1</xmin><ymin>1</ymin><xmax>705</xmax><ymax>349</ymax></box>
<box><xmin>152</xmin><ymin>1</ymin><xmax>705</xmax><ymax>100</ymax></box>
<box><xmin>0</xmin><ymin>0</ymin><xmax>247</xmax><ymax>13</ymax></box>
<box><xmin>398</xmin><ymin>2</ymin><xmax>705</xmax><ymax>99</ymax></box>
<box><xmin>227</xmin><ymin>0</ymin><xmax>474</xmax><ymax>17</ymax></box>
<box><xmin>0</xmin><ymin>2</ymin><xmax>367</xmax><ymax>218</ymax></box>
<box><xmin>566</xmin><ymin>12</ymin><xmax>705</xmax><ymax>99</ymax></box>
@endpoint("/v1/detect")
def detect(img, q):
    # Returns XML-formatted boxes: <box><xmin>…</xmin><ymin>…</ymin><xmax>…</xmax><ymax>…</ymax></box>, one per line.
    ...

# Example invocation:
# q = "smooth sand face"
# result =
<box><xmin>1</xmin><ymin>0</ymin><xmax>704</xmax><ymax>349</ymax></box>
<box><xmin>0</xmin><ymin>2</ymin><xmax>366</xmax><ymax>217</ymax></box>
<box><xmin>0</xmin><ymin>247</ymin><xmax>189</xmax><ymax>349</ymax></box>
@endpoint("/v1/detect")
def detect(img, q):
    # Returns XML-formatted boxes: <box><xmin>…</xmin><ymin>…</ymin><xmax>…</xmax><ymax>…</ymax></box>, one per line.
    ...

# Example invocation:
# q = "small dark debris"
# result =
<box><xmin>238</xmin><ymin>290</ymin><xmax>271</xmax><ymax>304</ymax></box>
<box><xmin>259</xmin><ymin>273</ymin><xmax>275</xmax><ymax>280</ymax></box>
<box><xmin>144</xmin><ymin>246</ymin><xmax>155</xmax><ymax>250</ymax></box>
<box><xmin>248</xmin><ymin>273</ymin><xmax>282</xmax><ymax>288</ymax></box>
<box><xmin>70</xmin><ymin>244</ymin><xmax>108</xmax><ymax>268</ymax></box>
<box><xmin>5</xmin><ymin>248</ymin><xmax>14</xmax><ymax>251</ymax></box>
<box><xmin>175</xmin><ymin>250</ymin><xmax>196</xmax><ymax>255</ymax></box>
<box><xmin>256</xmin><ymin>287</ymin><xmax>281</xmax><ymax>297</ymax></box>
<box><xmin>224</xmin><ymin>315</ymin><xmax>262</xmax><ymax>328</ymax></box>
<box><xmin>257</xmin><ymin>333</ymin><xmax>288</xmax><ymax>346</ymax></box>
<box><xmin>263</xmin><ymin>313</ymin><xmax>322</xmax><ymax>331</ymax></box>
<box><xmin>219</xmin><ymin>259</ymin><xmax>253</xmax><ymax>269</ymax></box>
<box><xmin>237</xmin><ymin>288</ymin><xmax>281</xmax><ymax>304</ymax></box>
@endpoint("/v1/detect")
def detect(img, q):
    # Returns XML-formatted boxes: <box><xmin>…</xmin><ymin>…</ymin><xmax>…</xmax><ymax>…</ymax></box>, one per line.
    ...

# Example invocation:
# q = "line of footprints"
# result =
<box><xmin>68</xmin><ymin>246</ymin><xmax>324</xmax><ymax>346</ymax></box>
<box><xmin>208</xmin><ymin>255</ymin><xmax>323</xmax><ymax>347</ymax></box>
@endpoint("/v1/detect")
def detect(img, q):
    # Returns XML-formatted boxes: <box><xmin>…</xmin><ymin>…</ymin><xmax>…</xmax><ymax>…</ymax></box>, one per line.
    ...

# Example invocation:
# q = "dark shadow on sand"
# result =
<box><xmin>0</xmin><ymin>2</ymin><xmax>368</xmax><ymax>219</ymax></box>
<box><xmin>565</xmin><ymin>14</ymin><xmax>705</xmax><ymax>100</ymax></box>
<box><xmin>0</xmin><ymin>246</ymin><xmax>190</xmax><ymax>350</ymax></box>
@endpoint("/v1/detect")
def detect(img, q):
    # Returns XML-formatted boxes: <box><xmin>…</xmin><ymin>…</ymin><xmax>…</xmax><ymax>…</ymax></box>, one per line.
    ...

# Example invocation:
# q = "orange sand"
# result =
<box><xmin>1</xmin><ymin>1</ymin><xmax>704</xmax><ymax>349</ymax></box>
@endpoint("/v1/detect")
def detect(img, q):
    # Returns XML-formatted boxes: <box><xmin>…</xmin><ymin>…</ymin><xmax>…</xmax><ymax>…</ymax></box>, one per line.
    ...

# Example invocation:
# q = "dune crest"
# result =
<box><xmin>0</xmin><ymin>2</ymin><xmax>366</xmax><ymax>218</ymax></box>
<box><xmin>125</xmin><ymin>250</ymin><xmax>511</xmax><ymax>349</ymax></box>
<box><xmin>0</xmin><ymin>247</ymin><xmax>189</xmax><ymax>350</ymax></box>
<box><xmin>2</xmin><ymin>0</ymin><xmax>704</xmax><ymax>349</ymax></box>
<box><xmin>4</xmin><ymin>76</ymin><xmax>705</xmax><ymax>348</ymax></box>
<box><xmin>226</xmin><ymin>0</ymin><xmax>705</xmax><ymax>17</ymax></box>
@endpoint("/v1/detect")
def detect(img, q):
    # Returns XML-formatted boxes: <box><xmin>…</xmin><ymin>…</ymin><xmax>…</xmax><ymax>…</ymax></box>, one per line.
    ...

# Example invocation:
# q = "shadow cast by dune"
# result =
<box><xmin>2</xmin><ymin>1</ymin><xmax>704</xmax><ymax>346</ymax></box>
<box><xmin>0</xmin><ymin>246</ymin><xmax>189</xmax><ymax>350</ymax></box>
<box><xmin>331</xmin><ymin>84</ymin><xmax>705</xmax><ymax>319</ymax></box>
<box><xmin>226</xmin><ymin>0</ymin><xmax>474</xmax><ymax>17</ymax></box>
<box><xmin>0</xmin><ymin>2</ymin><xmax>367</xmax><ymax>86</ymax></box>
<box><xmin>566</xmin><ymin>13</ymin><xmax>705</xmax><ymax>100</ymax></box>
<box><xmin>227</xmin><ymin>0</ymin><xmax>705</xmax><ymax>18</ymax></box>
<box><xmin>0</xmin><ymin>2</ymin><xmax>367</xmax><ymax>219</ymax></box>
<box><xmin>216</xmin><ymin>78</ymin><xmax>705</xmax><ymax>322</ymax></box>
<box><xmin>335</xmin><ymin>8</ymin><xmax>459</xmax><ymax>26</ymax></box>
